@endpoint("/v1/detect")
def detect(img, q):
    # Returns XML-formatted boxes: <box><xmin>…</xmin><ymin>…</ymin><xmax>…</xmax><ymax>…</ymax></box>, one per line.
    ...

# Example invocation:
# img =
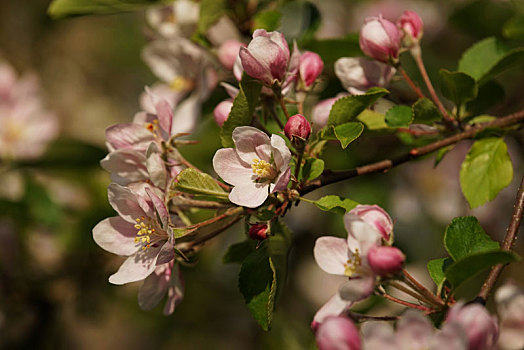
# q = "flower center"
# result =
<box><xmin>170</xmin><ymin>76</ymin><xmax>193</xmax><ymax>92</ymax></box>
<box><xmin>145</xmin><ymin>119</ymin><xmax>159</xmax><ymax>134</ymax></box>
<box><xmin>251</xmin><ymin>158</ymin><xmax>277</xmax><ymax>180</ymax></box>
<box><xmin>344</xmin><ymin>249</ymin><xmax>362</xmax><ymax>277</ymax></box>
<box><xmin>134</xmin><ymin>216</ymin><xmax>165</xmax><ymax>250</ymax></box>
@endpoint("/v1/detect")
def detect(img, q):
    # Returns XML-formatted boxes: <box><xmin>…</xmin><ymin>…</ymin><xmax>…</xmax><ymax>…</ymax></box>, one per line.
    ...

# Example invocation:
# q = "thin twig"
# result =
<box><xmin>185</xmin><ymin>207</ymin><xmax>243</xmax><ymax>230</ymax></box>
<box><xmin>377</xmin><ymin>291</ymin><xmax>432</xmax><ymax>311</ymax></box>
<box><xmin>388</xmin><ymin>281</ymin><xmax>438</xmax><ymax>308</ymax></box>
<box><xmin>399</xmin><ymin>66</ymin><xmax>425</xmax><ymax>99</ymax></box>
<box><xmin>346</xmin><ymin>311</ymin><xmax>399</xmax><ymax>322</ymax></box>
<box><xmin>477</xmin><ymin>174</ymin><xmax>524</xmax><ymax>302</ymax></box>
<box><xmin>180</xmin><ymin>214</ymin><xmax>243</xmax><ymax>253</ymax></box>
<box><xmin>402</xmin><ymin>269</ymin><xmax>445</xmax><ymax>307</ymax></box>
<box><xmin>171</xmin><ymin>149</ymin><xmax>231</xmax><ymax>191</ymax></box>
<box><xmin>300</xmin><ymin>109</ymin><xmax>524</xmax><ymax>195</ymax></box>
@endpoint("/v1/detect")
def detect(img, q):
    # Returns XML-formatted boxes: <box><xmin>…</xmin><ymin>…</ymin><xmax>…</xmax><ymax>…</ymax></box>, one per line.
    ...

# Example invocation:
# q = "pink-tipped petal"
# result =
<box><xmin>349</xmin><ymin>204</ymin><xmax>393</xmax><ymax>241</ymax></box>
<box><xmin>314</xmin><ymin>236</ymin><xmax>349</xmax><ymax>275</ymax></box>
<box><xmin>228</xmin><ymin>181</ymin><xmax>269</xmax><ymax>208</ymax></box>
<box><xmin>212</xmin><ymin>148</ymin><xmax>253</xmax><ymax>186</ymax></box>
<box><xmin>316</xmin><ymin>316</ymin><xmax>362</xmax><ymax>350</ymax></box>
<box><xmin>138</xmin><ymin>263</ymin><xmax>171</xmax><ymax>311</ymax></box>
<box><xmin>108</xmin><ymin>246</ymin><xmax>161</xmax><ymax>285</ymax></box>
<box><xmin>92</xmin><ymin>216</ymin><xmax>139</xmax><ymax>256</ymax></box>
<box><xmin>270</xmin><ymin>134</ymin><xmax>292</xmax><ymax>170</ymax></box>
<box><xmin>232</xmin><ymin>126</ymin><xmax>272</xmax><ymax>164</ymax></box>
<box><xmin>107</xmin><ymin>183</ymin><xmax>147</xmax><ymax>224</ymax></box>
<box><xmin>313</xmin><ymin>293</ymin><xmax>352</xmax><ymax>327</ymax></box>
<box><xmin>396</xmin><ymin>310</ymin><xmax>434</xmax><ymax>350</ymax></box>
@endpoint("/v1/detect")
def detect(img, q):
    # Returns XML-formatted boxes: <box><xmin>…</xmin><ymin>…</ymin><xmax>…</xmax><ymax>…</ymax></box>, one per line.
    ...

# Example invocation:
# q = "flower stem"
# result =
<box><xmin>377</xmin><ymin>290</ymin><xmax>432</xmax><ymax>311</ymax></box>
<box><xmin>388</xmin><ymin>280</ymin><xmax>439</xmax><ymax>308</ymax></box>
<box><xmin>402</xmin><ymin>269</ymin><xmax>445</xmax><ymax>307</ymax></box>
<box><xmin>399</xmin><ymin>66</ymin><xmax>425</xmax><ymax>99</ymax></box>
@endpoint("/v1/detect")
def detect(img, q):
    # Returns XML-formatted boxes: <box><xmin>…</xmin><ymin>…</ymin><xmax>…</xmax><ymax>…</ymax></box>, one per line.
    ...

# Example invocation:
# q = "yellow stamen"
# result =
<box><xmin>344</xmin><ymin>249</ymin><xmax>362</xmax><ymax>277</ymax></box>
<box><xmin>133</xmin><ymin>216</ymin><xmax>163</xmax><ymax>250</ymax></box>
<box><xmin>251</xmin><ymin>158</ymin><xmax>276</xmax><ymax>179</ymax></box>
<box><xmin>169</xmin><ymin>76</ymin><xmax>193</xmax><ymax>92</ymax></box>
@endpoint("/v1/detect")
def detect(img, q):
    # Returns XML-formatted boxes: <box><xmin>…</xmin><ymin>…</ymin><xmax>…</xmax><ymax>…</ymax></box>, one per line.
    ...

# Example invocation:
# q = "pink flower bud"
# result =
<box><xmin>239</xmin><ymin>29</ymin><xmax>290</xmax><ymax>85</ymax></box>
<box><xmin>312</xmin><ymin>97</ymin><xmax>338</xmax><ymax>130</ymax></box>
<box><xmin>397</xmin><ymin>10</ymin><xmax>424</xmax><ymax>46</ymax></box>
<box><xmin>284</xmin><ymin>114</ymin><xmax>311</xmax><ymax>140</ymax></box>
<box><xmin>359</xmin><ymin>15</ymin><xmax>401</xmax><ymax>63</ymax></box>
<box><xmin>335</xmin><ymin>57</ymin><xmax>395</xmax><ymax>95</ymax></box>
<box><xmin>213</xmin><ymin>100</ymin><xmax>233</xmax><ymax>127</ymax></box>
<box><xmin>248</xmin><ymin>223</ymin><xmax>268</xmax><ymax>241</ymax></box>
<box><xmin>349</xmin><ymin>204</ymin><xmax>393</xmax><ymax>241</ymax></box>
<box><xmin>366</xmin><ymin>246</ymin><xmax>405</xmax><ymax>276</ymax></box>
<box><xmin>316</xmin><ymin>316</ymin><xmax>362</xmax><ymax>350</ymax></box>
<box><xmin>446</xmin><ymin>302</ymin><xmax>499</xmax><ymax>350</ymax></box>
<box><xmin>217</xmin><ymin>40</ymin><xmax>245</xmax><ymax>71</ymax></box>
<box><xmin>298</xmin><ymin>51</ymin><xmax>324</xmax><ymax>89</ymax></box>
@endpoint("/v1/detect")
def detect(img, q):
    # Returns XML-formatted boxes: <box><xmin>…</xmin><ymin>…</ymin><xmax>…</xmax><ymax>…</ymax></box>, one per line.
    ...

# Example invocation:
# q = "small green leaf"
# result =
<box><xmin>220</xmin><ymin>75</ymin><xmax>262</xmax><ymax>147</ymax></box>
<box><xmin>48</xmin><ymin>0</ymin><xmax>166</xmax><ymax>18</ymax></box>
<box><xmin>333</xmin><ymin>122</ymin><xmax>364</xmax><ymax>149</ymax></box>
<box><xmin>307</xmin><ymin>195</ymin><xmax>358</xmax><ymax>215</ymax></box>
<box><xmin>267</xmin><ymin>220</ymin><xmax>293</xmax><ymax>302</ymax></box>
<box><xmin>460</xmin><ymin>138</ymin><xmax>513</xmax><ymax>208</ymax></box>
<box><xmin>175</xmin><ymin>168</ymin><xmax>228</xmax><ymax>199</ymax></box>
<box><xmin>412</xmin><ymin>98</ymin><xmax>441</xmax><ymax>124</ymax></box>
<box><xmin>466</xmin><ymin>80</ymin><xmax>505</xmax><ymax>115</ymax></box>
<box><xmin>444</xmin><ymin>216</ymin><xmax>499</xmax><ymax>262</ymax></box>
<box><xmin>445</xmin><ymin>250</ymin><xmax>520</xmax><ymax>288</ymax></box>
<box><xmin>357</xmin><ymin>110</ymin><xmax>389</xmax><ymax>130</ymax></box>
<box><xmin>223</xmin><ymin>240</ymin><xmax>257</xmax><ymax>264</ymax></box>
<box><xmin>434</xmin><ymin>146</ymin><xmax>454</xmax><ymax>167</ymax></box>
<box><xmin>198</xmin><ymin>0</ymin><xmax>226</xmax><ymax>34</ymax></box>
<box><xmin>239</xmin><ymin>245</ymin><xmax>274</xmax><ymax>331</ymax></box>
<box><xmin>503</xmin><ymin>14</ymin><xmax>524</xmax><ymax>40</ymax></box>
<box><xmin>327</xmin><ymin>88</ymin><xmax>388</xmax><ymax>126</ymax></box>
<box><xmin>427</xmin><ymin>257</ymin><xmax>453</xmax><ymax>293</ymax></box>
<box><xmin>439</xmin><ymin>69</ymin><xmax>478</xmax><ymax>107</ymax></box>
<box><xmin>253</xmin><ymin>10</ymin><xmax>282</xmax><ymax>32</ymax></box>
<box><xmin>458</xmin><ymin>37</ymin><xmax>524</xmax><ymax>83</ymax></box>
<box><xmin>301</xmin><ymin>158</ymin><xmax>324</xmax><ymax>181</ymax></box>
<box><xmin>385</xmin><ymin>105</ymin><xmax>413</xmax><ymax>128</ymax></box>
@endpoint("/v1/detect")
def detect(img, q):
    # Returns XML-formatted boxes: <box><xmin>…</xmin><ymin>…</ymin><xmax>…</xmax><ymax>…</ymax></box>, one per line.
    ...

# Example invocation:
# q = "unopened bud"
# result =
<box><xmin>213</xmin><ymin>100</ymin><xmax>233</xmax><ymax>127</ymax></box>
<box><xmin>298</xmin><ymin>51</ymin><xmax>324</xmax><ymax>90</ymax></box>
<box><xmin>248</xmin><ymin>223</ymin><xmax>268</xmax><ymax>241</ymax></box>
<box><xmin>284</xmin><ymin>114</ymin><xmax>311</xmax><ymax>141</ymax></box>
<box><xmin>359</xmin><ymin>15</ymin><xmax>401</xmax><ymax>63</ymax></box>
<box><xmin>397</xmin><ymin>10</ymin><xmax>423</xmax><ymax>47</ymax></box>
<box><xmin>366</xmin><ymin>246</ymin><xmax>405</xmax><ymax>276</ymax></box>
<box><xmin>217</xmin><ymin>40</ymin><xmax>245</xmax><ymax>70</ymax></box>
<box><xmin>315</xmin><ymin>316</ymin><xmax>362</xmax><ymax>350</ymax></box>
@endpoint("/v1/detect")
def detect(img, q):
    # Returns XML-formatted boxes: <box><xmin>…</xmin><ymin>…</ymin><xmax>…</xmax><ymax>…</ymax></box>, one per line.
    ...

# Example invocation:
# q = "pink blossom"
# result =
<box><xmin>239</xmin><ymin>29</ymin><xmax>290</xmax><ymax>85</ymax></box>
<box><xmin>138</xmin><ymin>261</ymin><xmax>184</xmax><ymax>315</ymax></box>
<box><xmin>495</xmin><ymin>283</ymin><xmax>524</xmax><ymax>349</ymax></box>
<box><xmin>397</xmin><ymin>10</ymin><xmax>424</xmax><ymax>46</ymax></box>
<box><xmin>212</xmin><ymin>126</ymin><xmax>291</xmax><ymax>208</ymax></box>
<box><xmin>0</xmin><ymin>62</ymin><xmax>58</xmax><ymax>160</ymax></box>
<box><xmin>335</xmin><ymin>57</ymin><xmax>395</xmax><ymax>95</ymax></box>
<box><xmin>145</xmin><ymin>0</ymin><xmax>199</xmax><ymax>38</ymax></box>
<box><xmin>446</xmin><ymin>302</ymin><xmax>499</xmax><ymax>350</ymax></box>
<box><xmin>366</xmin><ymin>246</ymin><xmax>404</xmax><ymax>276</ymax></box>
<box><xmin>349</xmin><ymin>204</ymin><xmax>393</xmax><ymax>241</ymax></box>
<box><xmin>312</xmin><ymin>97</ymin><xmax>338</xmax><ymax>130</ymax></box>
<box><xmin>359</xmin><ymin>15</ymin><xmax>401</xmax><ymax>63</ymax></box>
<box><xmin>213</xmin><ymin>99</ymin><xmax>233</xmax><ymax>127</ymax></box>
<box><xmin>316</xmin><ymin>316</ymin><xmax>362</xmax><ymax>350</ymax></box>
<box><xmin>298</xmin><ymin>51</ymin><xmax>324</xmax><ymax>89</ymax></box>
<box><xmin>284</xmin><ymin>114</ymin><xmax>311</xmax><ymax>141</ymax></box>
<box><xmin>218</xmin><ymin>39</ymin><xmax>245</xmax><ymax>70</ymax></box>
<box><xmin>93</xmin><ymin>183</ymin><xmax>175</xmax><ymax>285</ymax></box>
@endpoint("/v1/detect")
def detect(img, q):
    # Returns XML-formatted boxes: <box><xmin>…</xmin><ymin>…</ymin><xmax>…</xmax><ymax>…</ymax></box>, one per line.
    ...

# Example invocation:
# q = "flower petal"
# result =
<box><xmin>212</xmin><ymin>148</ymin><xmax>253</xmax><ymax>186</ymax></box>
<box><xmin>108</xmin><ymin>246</ymin><xmax>161</xmax><ymax>285</ymax></box>
<box><xmin>361</xmin><ymin>322</ymin><xmax>397</xmax><ymax>350</ymax></box>
<box><xmin>92</xmin><ymin>216</ymin><xmax>139</xmax><ymax>256</ymax></box>
<box><xmin>228</xmin><ymin>181</ymin><xmax>269</xmax><ymax>208</ymax></box>
<box><xmin>164</xmin><ymin>264</ymin><xmax>184</xmax><ymax>315</ymax></box>
<box><xmin>108</xmin><ymin>183</ymin><xmax>147</xmax><ymax>224</ymax></box>
<box><xmin>339</xmin><ymin>275</ymin><xmax>375</xmax><ymax>301</ymax></box>
<box><xmin>146</xmin><ymin>143</ymin><xmax>167</xmax><ymax>189</ymax></box>
<box><xmin>270</xmin><ymin>134</ymin><xmax>291</xmax><ymax>170</ymax></box>
<box><xmin>232</xmin><ymin>126</ymin><xmax>271</xmax><ymax>164</ymax></box>
<box><xmin>100</xmin><ymin>149</ymin><xmax>149</xmax><ymax>185</ymax></box>
<box><xmin>312</xmin><ymin>292</ymin><xmax>351</xmax><ymax>328</ymax></box>
<box><xmin>430</xmin><ymin>323</ymin><xmax>468</xmax><ymax>350</ymax></box>
<box><xmin>105</xmin><ymin>123</ymin><xmax>154</xmax><ymax>152</ymax></box>
<box><xmin>314</xmin><ymin>236</ymin><xmax>349</xmax><ymax>275</ymax></box>
<box><xmin>138</xmin><ymin>263</ymin><xmax>170</xmax><ymax>311</ymax></box>
<box><xmin>172</xmin><ymin>92</ymin><xmax>201</xmax><ymax>134</ymax></box>
<box><xmin>270</xmin><ymin>166</ymin><xmax>291</xmax><ymax>193</ymax></box>
<box><xmin>344</xmin><ymin>214</ymin><xmax>381</xmax><ymax>255</ymax></box>
<box><xmin>395</xmin><ymin>310</ymin><xmax>434</xmax><ymax>350</ymax></box>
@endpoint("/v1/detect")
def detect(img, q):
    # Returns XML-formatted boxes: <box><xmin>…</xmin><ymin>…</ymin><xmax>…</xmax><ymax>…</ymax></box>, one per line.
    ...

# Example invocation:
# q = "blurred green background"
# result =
<box><xmin>1</xmin><ymin>0</ymin><xmax>524</xmax><ymax>349</ymax></box>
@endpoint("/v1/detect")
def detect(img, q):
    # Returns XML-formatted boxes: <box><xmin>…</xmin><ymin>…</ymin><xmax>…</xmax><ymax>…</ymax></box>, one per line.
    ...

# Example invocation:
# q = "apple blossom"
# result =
<box><xmin>284</xmin><ymin>114</ymin><xmax>311</xmax><ymax>141</ymax></box>
<box><xmin>312</xmin><ymin>97</ymin><xmax>338</xmax><ymax>130</ymax></box>
<box><xmin>349</xmin><ymin>204</ymin><xmax>393</xmax><ymax>241</ymax></box>
<box><xmin>298</xmin><ymin>51</ymin><xmax>324</xmax><ymax>90</ymax></box>
<box><xmin>213</xmin><ymin>99</ymin><xmax>233</xmax><ymax>127</ymax></box>
<box><xmin>316</xmin><ymin>316</ymin><xmax>362</xmax><ymax>350</ymax></box>
<box><xmin>359</xmin><ymin>15</ymin><xmax>401</xmax><ymax>63</ymax></box>
<box><xmin>366</xmin><ymin>246</ymin><xmax>405</xmax><ymax>276</ymax></box>
<box><xmin>145</xmin><ymin>0</ymin><xmax>199</xmax><ymax>38</ymax></box>
<box><xmin>335</xmin><ymin>57</ymin><xmax>395</xmax><ymax>95</ymax></box>
<box><xmin>213</xmin><ymin>126</ymin><xmax>291</xmax><ymax>208</ymax></box>
<box><xmin>93</xmin><ymin>183</ymin><xmax>175</xmax><ymax>285</ymax></box>
<box><xmin>397</xmin><ymin>10</ymin><xmax>424</xmax><ymax>47</ymax></box>
<box><xmin>138</xmin><ymin>261</ymin><xmax>184</xmax><ymax>315</ymax></box>
<box><xmin>217</xmin><ymin>39</ymin><xmax>245</xmax><ymax>70</ymax></box>
<box><xmin>239</xmin><ymin>29</ymin><xmax>290</xmax><ymax>85</ymax></box>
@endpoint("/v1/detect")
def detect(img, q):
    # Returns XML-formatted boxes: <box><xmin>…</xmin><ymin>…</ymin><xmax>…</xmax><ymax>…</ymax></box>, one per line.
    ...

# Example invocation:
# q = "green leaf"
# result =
<box><xmin>239</xmin><ymin>245</ymin><xmax>275</xmax><ymax>331</ymax></box>
<box><xmin>48</xmin><ymin>0</ymin><xmax>166</xmax><ymax>18</ymax></box>
<box><xmin>333</xmin><ymin>122</ymin><xmax>364</xmax><ymax>149</ymax></box>
<box><xmin>427</xmin><ymin>257</ymin><xmax>453</xmax><ymax>293</ymax></box>
<box><xmin>434</xmin><ymin>146</ymin><xmax>454</xmax><ymax>167</ymax></box>
<box><xmin>267</xmin><ymin>220</ymin><xmax>293</xmax><ymax>302</ymax></box>
<box><xmin>279</xmin><ymin>1</ymin><xmax>320</xmax><ymax>41</ymax></box>
<box><xmin>385</xmin><ymin>105</ymin><xmax>413</xmax><ymax>128</ymax></box>
<box><xmin>503</xmin><ymin>14</ymin><xmax>524</xmax><ymax>40</ymax></box>
<box><xmin>460</xmin><ymin>138</ymin><xmax>513</xmax><ymax>208</ymax></box>
<box><xmin>458</xmin><ymin>37</ymin><xmax>524</xmax><ymax>83</ymax></box>
<box><xmin>445</xmin><ymin>250</ymin><xmax>520</xmax><ymax>288</ymax></box>
<box><xmin>220</xmin><ymin>75</ymin><xmax>262</xmax><ymax>147</ymax></box>
<box><xmin>444</xmin><ymin>216</ymin><xmax>500</xmax><ymax>262</ymax></box>
<box><xmin>223</xmin><ymin>240</ymin><xmax>257</xmax><ymax>264</ymax></box>
<box><xmin>327</xmin><ymin>88</ymin><xmax>389</xmax><ymax>126</ymax></box>
<box><xmin>466</xmin><ymin>80</ymin><xmax>505</xmax><ymax>115</ymax></box>
<box><xmin>175</xmin><ymin>168</ymin><xmax>228</xmax><ymax>199</ymax></box>
<box><xmin>449</xmin><ymin>0</ymin><xmax>513</xmax><ymax>39</ymax></box>
<box><xmin>301</xmin><ymin>158</ymin><xmax>324</xmax><ymax>181</ymax></box>
<box><xmin>252</xmin><ymin>10</ymin><xmax>282</xmax><ymax>32</ymax></box>
<box><xmin>198</xmin><ymin>0</ymin><xmax>226</xmax><ymax>34</ymax></box>
<box><xmin>357</xmin><ymin>110</ymin><xmax>389</xmax><ymax>130</ymax></box>
<box><xmin>412</xmin><ymin>98</ymin><xmax>442</xmax><ymax>124</ymax></box>
<box><xmin>308</xmin><ymin>195</ymin><xmax>358</xmax><ymax>215</ymax></box>
<box><xmin>439</xmin><ymin>69</ymin><xmax>478</xmax><ymax>107</ymax></box>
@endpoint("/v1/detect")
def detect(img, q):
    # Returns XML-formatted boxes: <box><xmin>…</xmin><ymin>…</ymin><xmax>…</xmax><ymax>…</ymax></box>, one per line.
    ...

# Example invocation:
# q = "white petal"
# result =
<box><xmin>313</xmin><ymin>236</ymin><xmax>349</xmax><ymax>275</ymax></box>
<box><xmin>339</xmin><ymin>275</ymin><xmax>375</xmax><ymax>301</ymax></box>
<box><xmin>232</xmin><ymin>126</ymin><xmax>271</xmax><ymax>164</ymax></box>
<box><xmin>312</xmin><ymin>292</ymin><xmax>351</xmax><ymax>326</ymax></box>
<box><xmin>270</xmin><ymin>134</ymin><xmax>291</xmax><ymax>170</ymax></box>
<box><xmin>92</xmin><ymin>216</ymin><xmax>139</xmax><ymax>256</ymax></box>
<box><xmin>396</xmin><ymin>310</ymin><xmax>434</xmax><ymax>350</ymax></box>
<box><xmin>228</xmin><ymin>181</ymin><xmax>269</xmax><ymax>208</ymax></box>
<box><xmin>212</xmin><ymin>148</ymin><xmax>253</xmax><ymax>186</ymax></box>
<box><xmin>362</xmin><ymin>322</ymin><xmax>397</xmax><ymax>350</ymax></box>
<box><xmin>138</xmin><ymin>263</ymin><xmax>170</xmax><ymax>311</ymax></box>
<box><xmin>107</xmin><ymin>183</ymin><xmax>147</xmax><ymax>224</ymax></box>
<box><xmin>344</xmin><ymin>214</ymin><xmax>381</xmax><ymax>255</ymax></box>
<box><xmin>108</xmin><ymin>246</ymin><xmax>160</xmax><ymax>285</ymax></box>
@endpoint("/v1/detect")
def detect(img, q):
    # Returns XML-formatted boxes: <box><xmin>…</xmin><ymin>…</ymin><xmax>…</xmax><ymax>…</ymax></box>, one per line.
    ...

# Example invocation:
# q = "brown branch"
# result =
<box><xmin>346</xmin><ymin>311</ymin><xmax>399</xmax><ymax>322</ymax></box>
<box><xmin>477</xmin><ymin>174</ymin><xmax>524</xmax><ymax>302</ymax></box>
<box><xmin>402</xmin><ymin>269</ymin><xmax>445</xmax><ymax>307</ymax></box>
<box><xmin>399</xmin><ymin>66</ymin><xmax>425</xmax><ymax>99</ymax></box>
<box><xmin>301</xmin><ymin>109</ymin><xmax>524</xmax><ymax>195</ymax></box>
<box><xmin>378</xmin><ymin>292</ymin><xmax>432</xmax><ymax>311</ymax></box>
